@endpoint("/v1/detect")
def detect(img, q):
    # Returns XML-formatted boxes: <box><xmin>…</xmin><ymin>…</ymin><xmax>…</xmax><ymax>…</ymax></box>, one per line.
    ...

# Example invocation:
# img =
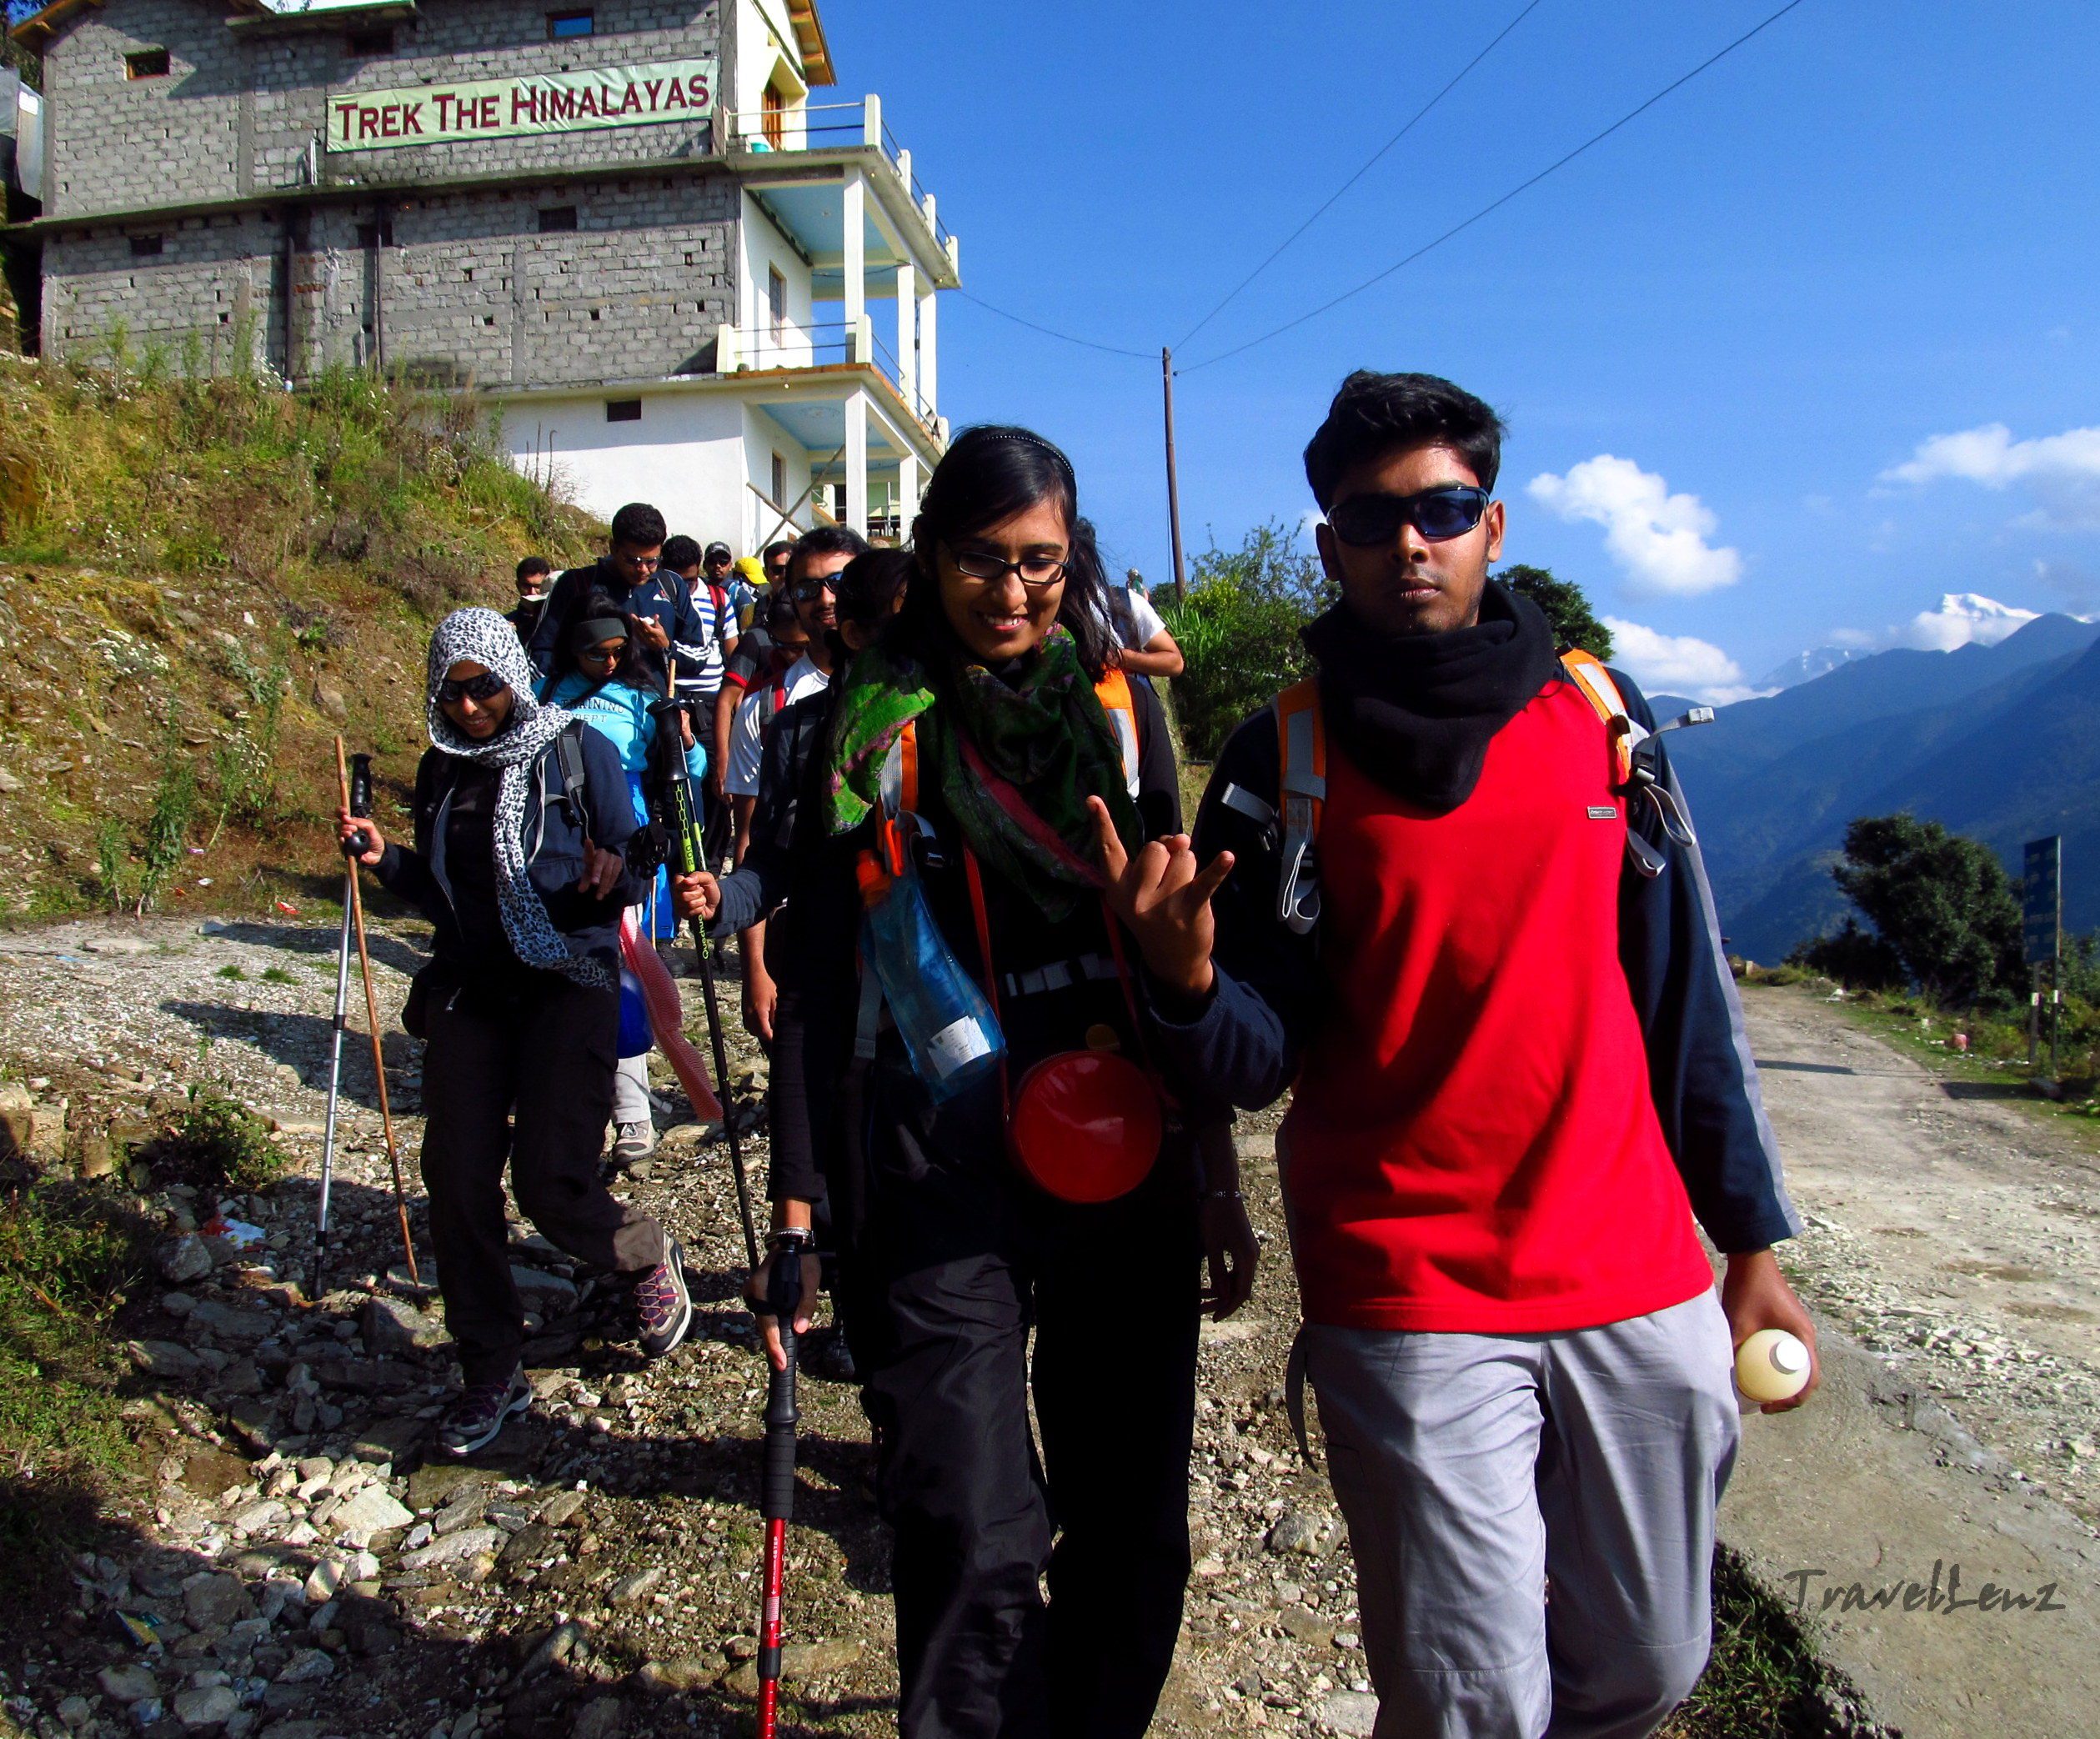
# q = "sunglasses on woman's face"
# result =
<box><xmin>576</xmin><ymin>644</ymin><xmax>624</xmax><ymax>666</ymax></box>
<box><xmin>1326</xmin><ymin>485</ymin><xmax>1491</xmax><ymax>548</ymax></box>
<box><xmin>438</xmin><ymin>670</ymin><xmax>509</xmax><ymax>705</ymax></box>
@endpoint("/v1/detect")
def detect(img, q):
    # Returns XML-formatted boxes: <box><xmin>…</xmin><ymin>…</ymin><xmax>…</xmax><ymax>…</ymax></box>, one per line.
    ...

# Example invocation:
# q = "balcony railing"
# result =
<box><xmin>719</xmin><ymin>316</ymin><xmax>942</xmax><ymax>439</ymax></box>
<box><xmin>724</xmin><ymin>94</ymin><xmax>956</xmax><ymax>264</ymax></box>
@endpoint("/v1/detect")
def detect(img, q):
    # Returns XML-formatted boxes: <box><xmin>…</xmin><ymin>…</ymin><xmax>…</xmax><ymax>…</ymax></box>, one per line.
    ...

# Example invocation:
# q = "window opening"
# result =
<box><xmin>346</xmin><ymin>27</ymin><xmax>395</xmax><ymax>56</ymax></box>
<box><xmin>767</xmin><ymin>266</ymin><xmax>786</xmax><ymax>343</ymax></box>
<box><xmin>549</xmin><ymin>10</ymin><xmax>595</xmax><ymax>39</ymax></box>
<box><xmin>770</xmin><ymin>452</ymin><xmax>787</xmax><ymax>508</ymax></box>
<box><xmin>761</xmin><ymin>84</ymin><xmax>785</xmax><ymax>150</ymax></box>
<box><xmin>125</xmin><ymin>48</ymin><xmax>171</xmax><ymax>80</ymax></box>
<box><xmin>538</xmin><ymin>207</ymin><xmax>579</xmax><ymax>234</ymax></box>
<box><xmin>606</xmin><ymin>400</ymin><xmax>642</xmax><ymax>423</ymax></box>
<box><xmin>130</xmin><ymin>235</ymin><xmax>164</xmax><ymax>258</ymax></box>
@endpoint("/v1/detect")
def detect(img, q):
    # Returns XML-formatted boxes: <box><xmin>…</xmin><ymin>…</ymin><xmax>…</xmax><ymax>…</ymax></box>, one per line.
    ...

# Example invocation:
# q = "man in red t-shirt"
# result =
<box><xmin>1105</xmin><ymin>371</ymin><xmax>1817</xmax><ymax>1739</ymax></box>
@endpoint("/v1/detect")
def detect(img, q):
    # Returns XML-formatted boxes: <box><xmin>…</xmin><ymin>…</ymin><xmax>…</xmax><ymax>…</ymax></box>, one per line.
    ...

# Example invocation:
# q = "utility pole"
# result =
<box><xmin>1161</xmin><ymin>347</ymin><xmax>1188</xmax><ymax>604</ymax></box>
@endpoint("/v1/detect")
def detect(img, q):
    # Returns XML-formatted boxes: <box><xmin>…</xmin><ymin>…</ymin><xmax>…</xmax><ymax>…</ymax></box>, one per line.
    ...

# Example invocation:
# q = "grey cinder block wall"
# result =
<box><xmin>26</xmin><ymin>0</ymin><xmax>746</xmax><ymax>385</ymax></box>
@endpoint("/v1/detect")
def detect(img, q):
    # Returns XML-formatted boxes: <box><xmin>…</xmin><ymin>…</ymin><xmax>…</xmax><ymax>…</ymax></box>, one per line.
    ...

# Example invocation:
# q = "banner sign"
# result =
<box><xmin>328</xmin><ymin>58</ymin><xmax>715</xmax><ymax>153</ymax></box>
<box><xmin>2022</xmin><ymin>834</ymin><xmax>2062</xmax><ymax>966</ymax></box>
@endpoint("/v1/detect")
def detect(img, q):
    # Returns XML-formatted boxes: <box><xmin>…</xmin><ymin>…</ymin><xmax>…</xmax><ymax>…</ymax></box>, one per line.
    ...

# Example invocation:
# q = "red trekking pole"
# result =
<box><xmin>756</xmin><ymin>1230</ymin><xmax>809</xmax><ymax>1736</ymax></box>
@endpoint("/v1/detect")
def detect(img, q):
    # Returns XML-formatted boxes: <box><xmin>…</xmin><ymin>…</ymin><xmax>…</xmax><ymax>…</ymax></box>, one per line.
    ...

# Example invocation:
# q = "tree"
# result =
<box><xmin>1161</xmin><ymin>521</ymin><xmax>1336</xmax><ymax>760</ymax></box>
<box><xmin>1825</xmin><ymin>813</ymin><xmax>2026</xmax><ymax>1007</ymax></box>
<box><xmin>1786</xmin><ymin>918</ymin><xmax>1907</xmax><ymax>990</ymax></box>
<box><xmin>1496</xmin><ymin>564</ymin><xmax>1613</xmax><ymax>660</ymax></box>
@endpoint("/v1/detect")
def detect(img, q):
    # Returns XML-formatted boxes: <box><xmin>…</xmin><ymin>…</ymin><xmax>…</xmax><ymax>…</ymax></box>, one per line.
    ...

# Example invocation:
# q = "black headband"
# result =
<box><xmin>570</xmin><ymin>616</ymin><xmax>629</xmax><ymax>651</ymax></box>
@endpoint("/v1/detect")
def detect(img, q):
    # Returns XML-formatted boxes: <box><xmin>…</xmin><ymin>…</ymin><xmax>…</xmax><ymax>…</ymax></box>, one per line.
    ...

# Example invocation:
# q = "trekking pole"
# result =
<box><xmin>755</xmin><ymin>1231</ymin><xmax>807</xmax><ymax>1739</ymax></box>
<box><xmin>314</xmin><ymin>855</ymin><xmax>357</xmax><ymax>1301</ymax></box>
<box><xmin>649</xmin><ymin>700</ymin><xmax>761</xmax><ymax>1270</ymax></box>
<box><xmin>334</xmin><ymin>739</ymin><xmax>422</xmax><ymax>1287</ymax></box>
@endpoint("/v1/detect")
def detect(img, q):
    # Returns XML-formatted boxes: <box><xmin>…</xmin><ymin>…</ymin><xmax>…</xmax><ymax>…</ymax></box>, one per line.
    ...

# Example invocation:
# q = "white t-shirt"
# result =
<box><xmin>725</xmin><ymin>653</ymin><xmax>830</xmax><ymax>798</ymax></box>
<box><xmin>1100</xmin><ymin>586</ymin><xmax>1167</xmax><ymax>651</ymax></box>
<box><xmin>1125</xmin><ymin>589</ymin><xmax>1166</xmax><ymax>647</ymax></box>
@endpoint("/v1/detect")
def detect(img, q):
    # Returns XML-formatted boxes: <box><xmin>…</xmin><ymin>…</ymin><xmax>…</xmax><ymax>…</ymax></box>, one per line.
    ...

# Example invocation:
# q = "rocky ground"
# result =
<box><xmin>1742</xmin><ymin>985</ymin><xmax>2100</xmax><ymax>1529</ymax></box>
<box><xmin>0</xmin><ymin>914</ymin><xmax>1376</xmax><ymax>1739</ymax></box>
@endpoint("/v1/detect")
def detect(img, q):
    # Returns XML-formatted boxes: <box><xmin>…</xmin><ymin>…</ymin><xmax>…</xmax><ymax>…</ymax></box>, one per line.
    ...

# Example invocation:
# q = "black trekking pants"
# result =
<box><xmin>418</xmin><ymin>968</ymin><xmax>667</xmax><ymax>1386</ymax></box>
<box><xmin>840</xmin><ymin>1120</ymin><xmax>1201</xmax><ymax>1739</ymax></box>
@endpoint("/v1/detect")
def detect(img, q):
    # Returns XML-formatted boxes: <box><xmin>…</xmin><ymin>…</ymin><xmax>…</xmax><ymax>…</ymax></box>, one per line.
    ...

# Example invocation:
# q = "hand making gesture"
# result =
<box><xmin>1088</xmin><ymin>795</ymin><xmax>1235</xmax><ymax>1001</ymax></box>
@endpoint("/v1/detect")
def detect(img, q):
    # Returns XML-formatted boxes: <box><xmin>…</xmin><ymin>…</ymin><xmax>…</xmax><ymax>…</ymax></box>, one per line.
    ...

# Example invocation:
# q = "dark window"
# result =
<box><xmin>125</xmin><ymin>48</ymin><xmax>171</xmax><ymax>80</ymax></box>
<box><xmin>548</xmin><ymin>9</ymin><xmax>594</xmax><ymax>39</ymax></box>
<box><xmin>761</xmin><ymin>84</ymin><xmax>784</xmax><ymax>149</ymax></box>
<box><xmin>346</xmin><ymin>27</ymin><xmax>395</xmax><ymax>57</ymax></box>
<box><xmin>767</xmin><ymin>265</ymin><xmax>786</xmax><ymax>339</ymax></box>
<box><xmin>606</xmin><ymin>399</ymin><xmax>642</xmax><ymax>423</ymax></box>
<box><xmin>356</xmin><ymin>218</ymin><xmax>393</xmax><ymax>248</ymax></box>
<box><xmin>130</xmin><ymin>234</ymin><xmax>164</xmax><ymax>257</ymax></box>
<box><xmin>770</xmin><ymin>452</ymin><xmax>786</xmax><ymax>507</ymax></box>
<box><xmin>538</xmin><ymin>206</ymin><xmax>578</xmax><ymax>234</ymax></box>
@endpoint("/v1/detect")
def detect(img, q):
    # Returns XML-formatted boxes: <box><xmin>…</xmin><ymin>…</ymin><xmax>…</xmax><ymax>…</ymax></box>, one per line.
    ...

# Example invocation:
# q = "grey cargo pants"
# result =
<box><xmin>1304</xmin><ymin>1289</ymin><xmax>1740</xmax><ymax>1739</ymax></box>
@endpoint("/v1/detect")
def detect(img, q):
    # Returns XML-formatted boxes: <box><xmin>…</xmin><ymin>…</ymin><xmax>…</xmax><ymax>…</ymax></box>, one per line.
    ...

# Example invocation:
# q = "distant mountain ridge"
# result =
<box><xmin>1665</xmin><ymin>613</ymin><xmax>2100</xmax><ymax>962</ymax></box>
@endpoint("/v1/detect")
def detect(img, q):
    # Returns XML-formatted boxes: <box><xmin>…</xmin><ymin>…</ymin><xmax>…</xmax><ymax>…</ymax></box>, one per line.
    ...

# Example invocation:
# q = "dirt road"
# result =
<box><xmin>1725</xmin><ymin>984</ymin><xmax>2100</xmax><ymax>1737</ymax></box>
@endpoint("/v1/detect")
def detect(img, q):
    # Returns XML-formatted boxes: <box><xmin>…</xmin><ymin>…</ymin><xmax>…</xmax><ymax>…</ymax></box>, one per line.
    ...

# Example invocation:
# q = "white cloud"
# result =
<box><xmin>1601</xmin><ymin>617</ymin><xmax>1767</xmax><ymax>705</ymax></box>
<box><xmin>1817</xmin><ymin>593</ymin><xmax>2041</xmax><ymax>657</ymax></box>
<box><xmin>1894</xmin><ymin>593</ymin><xmax>2038</xmax><ymax>651</ymax></box>
<box><xmin>1528</xmin><ymin>456</ymin><xmax>1742</xmax><ymax>596</ymax></box>
<box><xmin>1880</xmin><ymin>422</ymin><xmax>2100</xmax><ymax>528</ymax></box>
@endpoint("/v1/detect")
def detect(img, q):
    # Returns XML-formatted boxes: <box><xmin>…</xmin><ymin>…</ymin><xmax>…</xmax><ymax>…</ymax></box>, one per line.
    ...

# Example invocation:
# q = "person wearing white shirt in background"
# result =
<box><xmin>1104</xmin><ymin>564</ymin><xmax>1185</xmax><ymax>680</ymax></box>
<box><xmin>724</xmin><ymin>524</ymin><xmax>867</xmax><ymax>1039</ymax></box>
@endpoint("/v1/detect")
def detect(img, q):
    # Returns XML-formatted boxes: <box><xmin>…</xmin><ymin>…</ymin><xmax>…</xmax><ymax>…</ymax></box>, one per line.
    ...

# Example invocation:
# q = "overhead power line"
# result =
<box><xmin>1172</xmin><ymin>0</ymin><xmax>1551</xmax><ymax>353</ymax></box>
<box><xmin>955</xmin><ymin>289</ymin><xmax>1155</xmax><ymax>361</ymax></box>
<box><xmin>1177</xmin><ymin>0</ymin><xmax>1812</xmax><ymax>375</ymax></box>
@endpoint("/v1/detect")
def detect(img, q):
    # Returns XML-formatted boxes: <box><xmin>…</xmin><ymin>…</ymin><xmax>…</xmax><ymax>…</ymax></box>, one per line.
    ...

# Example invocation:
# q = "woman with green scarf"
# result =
<box><xmin>733</xmin><ymin>426</ymin><xmax>1258</xmax><ymax>1737</ymax></box>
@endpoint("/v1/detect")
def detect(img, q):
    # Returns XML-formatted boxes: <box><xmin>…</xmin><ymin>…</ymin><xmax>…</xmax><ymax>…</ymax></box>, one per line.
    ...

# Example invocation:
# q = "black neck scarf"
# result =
<box><xmin>1301</xmin><ymin>580</ymin><xmax>1561</xmax><ymax>813</ymax></box>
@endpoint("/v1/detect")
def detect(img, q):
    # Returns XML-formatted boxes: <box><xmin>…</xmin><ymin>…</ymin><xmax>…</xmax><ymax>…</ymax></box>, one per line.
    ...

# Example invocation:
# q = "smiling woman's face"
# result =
<box><xmin>935</xmin><ymin>496</ymin><xmax>1070</xmax><ymax>664</ymax></box>
<box><xmin>439</xmin><ymin>659</ymin><xmax>514</xmax><ymax>739</ymax></box>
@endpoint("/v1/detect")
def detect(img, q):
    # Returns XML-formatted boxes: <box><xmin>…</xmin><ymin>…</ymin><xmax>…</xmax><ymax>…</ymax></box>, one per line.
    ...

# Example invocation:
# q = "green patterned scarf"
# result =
<box><xmin>827</xmin><ymin>627</ymin><xmax>1142</xmax><ymax>922</ymax></box>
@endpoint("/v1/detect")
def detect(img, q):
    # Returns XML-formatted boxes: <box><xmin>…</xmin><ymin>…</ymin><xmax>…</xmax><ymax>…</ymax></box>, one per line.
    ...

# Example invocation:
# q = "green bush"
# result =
<box><xmin>1786</xmin><ymin>917</ymin><xmax>1907</xmax><ymax>991</ymax></box>
<box><xmin>1162</xmin><ymin>522</ymin><xmax>1335</xmax><ymax>761</ymax></box>
<box><xmin>140</xmin><ymin>1089</ymin><xmax>284</xmax><ymax>1196</ymax></box>
<box><xmin>0</xmin><ymin>1180</ymin><xmax>149</xmax><ymax>1595</ymax></box>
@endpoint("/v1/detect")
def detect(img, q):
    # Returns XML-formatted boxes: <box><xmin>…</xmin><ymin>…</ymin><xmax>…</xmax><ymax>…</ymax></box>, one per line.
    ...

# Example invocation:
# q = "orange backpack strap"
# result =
<box><xmin>1093</xmin><ymin>668</ymin><xmax>1142</xmax><ymax>799</ymax></box>
<box><xmin>1272</xmin><ymin>676</ymin><xmax>1325</xmax><ymax>935</ymax></box>
<box><xmin>1557</xmin><ymin>648</ymin><xmax>1641</xmax><ymax>790</ymax></box>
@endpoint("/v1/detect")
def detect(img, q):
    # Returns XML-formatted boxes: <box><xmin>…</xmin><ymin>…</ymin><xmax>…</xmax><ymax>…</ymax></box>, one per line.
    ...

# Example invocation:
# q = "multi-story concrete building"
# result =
<box><xmin>3</xmin><ymin>0</ymin><xmax>957</xmax><ymax>543</ymax></box>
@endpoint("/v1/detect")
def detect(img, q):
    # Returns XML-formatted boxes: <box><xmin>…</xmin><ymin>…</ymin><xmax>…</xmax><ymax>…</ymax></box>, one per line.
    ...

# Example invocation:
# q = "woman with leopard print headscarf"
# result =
<box><xmin>338</xmin><ymin>608</ymin><xmax>695</xmax><ymax>1457</ymax></box>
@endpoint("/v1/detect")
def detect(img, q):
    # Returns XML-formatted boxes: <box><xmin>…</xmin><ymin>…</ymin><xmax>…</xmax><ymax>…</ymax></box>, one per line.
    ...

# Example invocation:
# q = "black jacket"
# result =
<box><xmin>373</xmin><ymin>723</ymin><xmax>644</xmax><ymax>975</ymax></box>
<box><xmin>1152</xmin><ymin>669</ymin><xmax>1801</xmax><ymax>1256</ymax></box>
<box><xmin>526</xmin><ymin>557</ymin><xmax>704</xmax><ymax>689</ymax></box>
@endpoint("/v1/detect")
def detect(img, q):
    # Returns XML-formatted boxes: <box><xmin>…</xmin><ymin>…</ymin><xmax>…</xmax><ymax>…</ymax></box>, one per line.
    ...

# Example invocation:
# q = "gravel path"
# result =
<box><xmin>0</xmin><ymin>915</ymin><xmax>1371</xmax><ymax>1739</ymax></box>
<box><xmin>1742</xmin><ymin>984</ymin><xmax>2100</xmax><ymax>1526</ymax></box>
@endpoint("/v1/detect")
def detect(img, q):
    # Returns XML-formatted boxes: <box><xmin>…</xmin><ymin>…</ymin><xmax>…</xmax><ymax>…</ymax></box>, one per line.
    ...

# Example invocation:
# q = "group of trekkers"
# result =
<box><xmin>336</xmin><ymin>368</ymin><xmax>1820</xmax><ymax>1739</ymax></box>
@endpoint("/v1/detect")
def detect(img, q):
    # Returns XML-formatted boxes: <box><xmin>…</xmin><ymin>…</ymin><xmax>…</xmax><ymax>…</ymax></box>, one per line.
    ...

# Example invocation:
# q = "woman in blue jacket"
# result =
<box><xmin>338</xmin><ymin>609</ymin><xmax>694</xmax><ymax>1457</ymax></box>
<box><xmin>539</xmin><ymin>592</ymin><xmax>709</xmax><ymax>1165</ymax></box>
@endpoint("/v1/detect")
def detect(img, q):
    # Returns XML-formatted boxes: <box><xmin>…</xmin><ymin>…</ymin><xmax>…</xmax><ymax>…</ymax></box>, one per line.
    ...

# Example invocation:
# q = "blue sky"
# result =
<box><xmin>820</xmin><ymin>0</ymin><xmax>2100</xmax><ymax>699</ymax></box>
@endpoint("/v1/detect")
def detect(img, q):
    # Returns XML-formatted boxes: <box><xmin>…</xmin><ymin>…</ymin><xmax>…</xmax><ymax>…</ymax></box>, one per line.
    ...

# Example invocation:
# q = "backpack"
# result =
<box><xmin>1223</xmin><ymin>654</ymin><xmax>1713</xmax><ymax>935</ymax></box>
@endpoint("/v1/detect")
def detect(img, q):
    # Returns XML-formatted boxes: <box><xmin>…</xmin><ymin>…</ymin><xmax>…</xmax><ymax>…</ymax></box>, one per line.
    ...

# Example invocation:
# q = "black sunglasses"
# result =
<box><xmin>1327</xmin><ymin>485</ymin><xmax>1491</xmax><ymax>548</ymax></box>
<box><xmin>790</xmin><ymin>579</ymin><xmax>837</xmax><ymax>602</ymax></box>
<box><xmin>437</xmin><ymin>670</ymin><xmax>509</xmax><ymax>705</ymax></box>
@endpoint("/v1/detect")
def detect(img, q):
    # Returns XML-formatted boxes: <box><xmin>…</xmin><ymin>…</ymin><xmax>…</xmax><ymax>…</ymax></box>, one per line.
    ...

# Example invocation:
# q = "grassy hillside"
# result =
<box><xmin>0</xmin><ymin>349</ymin><xmax>603</xmax><ymax>922</ymax></box>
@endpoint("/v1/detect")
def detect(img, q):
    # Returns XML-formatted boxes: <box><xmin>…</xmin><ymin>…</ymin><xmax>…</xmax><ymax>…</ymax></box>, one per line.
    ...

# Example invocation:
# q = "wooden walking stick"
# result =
<box><xmin>336</xmin><ymin>737</ymin><xmax>421</xmax><ymax>1286</ymax></box>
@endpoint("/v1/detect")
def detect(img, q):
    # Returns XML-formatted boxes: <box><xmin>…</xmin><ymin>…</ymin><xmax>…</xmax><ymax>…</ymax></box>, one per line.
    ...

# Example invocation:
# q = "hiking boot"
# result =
<box><xmin>438</xmin><ymin>1366</ymin><xmax>532</xmax><ymax>1458</ymax></box>
<box><xmin>611</xmin><ymin>1120</ymin><xmax>656</xmax><ymax>1165</ymax></box>
<box><xmin>635</xmin><ymin>1239</ymin><xmax>693</xmax><ymax>1359</ymax></box>
<box><xmin>811</xmin><ymin>1329</ymin><xmax>857</xmax><ymax>1382</ymax></box>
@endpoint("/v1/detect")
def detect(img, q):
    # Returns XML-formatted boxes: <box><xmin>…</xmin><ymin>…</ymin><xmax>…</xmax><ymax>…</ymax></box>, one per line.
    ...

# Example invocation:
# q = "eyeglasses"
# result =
<box><xmin>437</xmin><ymin>670</ymin><xmax>509</xmax><ymax>706</ymax></box>
<box><xmin>575</xmin><ymin>645</ymin><xmax>622</xmax><ymax>666</ymax></box>
<box><xmin>945</xmin><ymin>543</ymin><xmax>1068</xmax><ymax>589</ymax></box>
<box><xmin>790</xmin><ymin>579</ymin><xmax>837</xmax><ymax>602</ymax></box>
<box><xmin>1326</xmin><ymin>485</ymin><xmax>1491</xmax><ymax>548</ymax></box>
<box><xmin>614</xmin><ymin>551</ymin><xmax>661</xmax><ymax>571</ymax></box>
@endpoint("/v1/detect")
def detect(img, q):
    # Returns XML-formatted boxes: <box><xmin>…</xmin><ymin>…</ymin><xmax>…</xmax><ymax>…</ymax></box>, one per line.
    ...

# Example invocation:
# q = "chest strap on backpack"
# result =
<box><xmin>552</xmin><ymin>719</ymin><xmax>590</xmax><ymax>829</ymax></box>
<box><xmin>1557</xmin><ymin>649</ymin><xmax>1713</xmax><ymax>878</ymax></box>
<box><xmin>1272</xmin><ymin>678</ymin><xmax>1326</xmax><ymax>935</ymax></box>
